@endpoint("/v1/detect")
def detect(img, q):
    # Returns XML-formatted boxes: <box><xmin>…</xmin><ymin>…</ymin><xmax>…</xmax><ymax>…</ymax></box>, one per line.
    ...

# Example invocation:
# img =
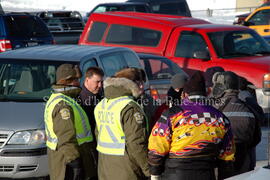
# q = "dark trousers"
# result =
<box><xmin>162</xmin><ymin>167</ymin><xmax>216</xmax><ymax>180</ymax></box>
<box><xmin>65</xmin><ymin>164</ymin><xmax>83</xmax><ymax>180</ymax></box>
<box><xmin>234</xmin><ymin>143</ymin><xmax>251</xmax><ymax>175</ymax></box>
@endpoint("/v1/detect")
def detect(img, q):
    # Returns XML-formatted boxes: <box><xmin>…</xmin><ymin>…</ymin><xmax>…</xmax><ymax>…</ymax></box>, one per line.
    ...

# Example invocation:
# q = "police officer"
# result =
<box><xmin>94</xmin><ymin>67</ymin><xmax>150</xmax><ymax>180</ymax></box>
<box><xmin>44</xmin><ymin>64</ymin><xmax>94</xmax><ymax>180</ymax></box>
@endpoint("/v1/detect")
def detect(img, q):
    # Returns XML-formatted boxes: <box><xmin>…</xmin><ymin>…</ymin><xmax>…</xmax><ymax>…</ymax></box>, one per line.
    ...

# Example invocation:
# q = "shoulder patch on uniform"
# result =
<box><xmin>134</xmin><ymin>112</ymin><xmax>144</xmax><ymax>124</ymax></box>
<box><xmin>60</xmin><ymin>108</ymin><xmax>71</xmax><ymax>120</ymax></box>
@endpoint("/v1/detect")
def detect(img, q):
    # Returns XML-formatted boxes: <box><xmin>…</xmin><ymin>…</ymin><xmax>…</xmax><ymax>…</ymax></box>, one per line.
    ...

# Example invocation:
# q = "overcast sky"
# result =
<box><xmin>1</xmin><ymin>0</ymin><xmax>236</xmax><ymax>13</ymax></box>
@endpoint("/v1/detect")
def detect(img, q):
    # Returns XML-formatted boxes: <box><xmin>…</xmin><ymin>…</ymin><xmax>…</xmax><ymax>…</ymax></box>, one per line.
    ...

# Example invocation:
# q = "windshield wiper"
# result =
<box><xmin>254</xmin><ymin>51</ymin><xmax>270</xmax><ymax>55</ymax></box>
<box><xmin>0</xmin><ymin>95</ymin><xmax>44</xmax><ymax>102</ymax></box>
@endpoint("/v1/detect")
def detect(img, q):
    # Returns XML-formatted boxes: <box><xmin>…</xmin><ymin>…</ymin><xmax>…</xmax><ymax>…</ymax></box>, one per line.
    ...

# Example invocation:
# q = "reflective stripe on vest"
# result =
<box><xmin>94</xmin><ymin>96</ymin><xmax>136</xmax><ymax>156</ymax></box>
<box><xmin>223</xmin><ymin>112</ymin><xmax>255</xmax><ymax>118</ymax></box>
<box><xmin>45</xmin><ymin>93</ymin><xmax>93</xmax><ymax>150</ymax></box>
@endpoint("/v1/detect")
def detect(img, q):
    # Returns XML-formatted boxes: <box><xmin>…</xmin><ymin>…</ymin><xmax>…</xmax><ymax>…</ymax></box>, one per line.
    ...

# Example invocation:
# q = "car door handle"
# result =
<box><xmin>264</xmin><ymin>29</ymin><xmax>270</xmax><ymax>32</ymax></box>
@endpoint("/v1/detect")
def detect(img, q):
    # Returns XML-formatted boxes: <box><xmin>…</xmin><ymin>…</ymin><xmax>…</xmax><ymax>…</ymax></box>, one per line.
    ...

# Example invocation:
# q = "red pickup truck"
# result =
<box><xmin>79</xmin><ymin>12</ymin><xmax>270</xmax><ymax>113</ymax></box>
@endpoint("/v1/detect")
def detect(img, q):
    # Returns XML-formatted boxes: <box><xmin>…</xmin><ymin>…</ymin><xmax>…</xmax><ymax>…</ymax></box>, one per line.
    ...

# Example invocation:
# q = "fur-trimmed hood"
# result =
<box><xmin>103</xmin><ymin>77</ymin><xmax>140</xmax><ymax>99</ymax></box>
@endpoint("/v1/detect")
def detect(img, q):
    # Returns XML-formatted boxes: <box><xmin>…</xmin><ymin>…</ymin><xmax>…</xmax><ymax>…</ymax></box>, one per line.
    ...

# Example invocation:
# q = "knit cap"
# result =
<box><xmin>183</xmin><ymin>71</ymin><xmax>206</xmax><ymax>96</ymax></box>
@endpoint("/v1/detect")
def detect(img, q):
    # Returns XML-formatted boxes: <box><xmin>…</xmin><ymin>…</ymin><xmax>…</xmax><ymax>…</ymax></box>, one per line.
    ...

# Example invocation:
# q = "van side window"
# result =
<box><xmin>81</xmin><ymin>59</ymin><xmax>98</xmax><ymax>82</ymax></box>
<box><xmin>88</xmin><ymin>22</ymin><xmax>108</xmax><ymax>42</ymax></box>
<box><xmin>175</xmin><ymin>31</ymin><xmax>208</xmax><ymax>58</ymax></box>
<box><xmin>106</xmin><ymin>24</ymin><xmax>161</xmax><ymax>47</ymax></box>
<box><xmin>124</xmin><ymin>52</ymin><xmax>141</xmax><ymax>68</ymax></box>
<box><xmin>100</xmin><ymin>52</ymin><xmax>128</xmax><ymax>76</ymax></box>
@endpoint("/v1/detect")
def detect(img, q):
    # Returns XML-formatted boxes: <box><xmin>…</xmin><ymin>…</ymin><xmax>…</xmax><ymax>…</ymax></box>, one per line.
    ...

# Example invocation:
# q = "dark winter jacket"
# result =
<box><xmin>213</xmin><ymin>90</ymin><xmax>256</xmax><ymax>175</ymax></box>
<box><xmin>238</xmin><ymin>90</ymin><xmax>262</xmax><ymax>147</ymax></box>
<box><xmin>78</xmin><ymin>84</ymin><xmax>103</xmax><ymax>140</ymax></box>
<box><xmin>213</xmin><ymin>90</ymin><xmax>256</xmax><ymax>145</ymax></box>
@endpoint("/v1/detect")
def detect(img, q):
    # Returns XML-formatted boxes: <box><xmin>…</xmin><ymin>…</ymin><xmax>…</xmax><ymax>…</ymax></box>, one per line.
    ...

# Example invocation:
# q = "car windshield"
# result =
<box><xmin>208</xmin><ymin>30</ymin><xmax>270</xmax><ymax>58</ymax></box>
<box><xmin>150</xmin><ymin>2</ymin><xmax>190</xmax><ymax>16</ymax></box>
<box><xmin>93</xmin><ymin>5</ymin><xmax>147</xmax><ymax>13</ymax></box>
<box><xmin>0</xmin><ymin>60</ymin><xmax>75</xmax><ymax>102</ymax></box>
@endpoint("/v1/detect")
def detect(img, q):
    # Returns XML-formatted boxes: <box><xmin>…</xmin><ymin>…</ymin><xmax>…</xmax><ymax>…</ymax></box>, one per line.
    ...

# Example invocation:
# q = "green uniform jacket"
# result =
<box><xmin>47</xmin><ymin>85</ymin><xmax>97</xmax><ymax>180</ymax></box>
<box><xmin>96</xmin><ymin>77</ymin><xmax>150</xmax><ymax>180</ymax></box>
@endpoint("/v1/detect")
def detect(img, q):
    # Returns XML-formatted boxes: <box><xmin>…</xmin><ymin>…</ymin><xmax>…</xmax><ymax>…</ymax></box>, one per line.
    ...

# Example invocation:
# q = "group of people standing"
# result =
<box><xmin>44</xmin><ymin>64</ymin><xmax>262</xmax><ymax>180</ymax></box>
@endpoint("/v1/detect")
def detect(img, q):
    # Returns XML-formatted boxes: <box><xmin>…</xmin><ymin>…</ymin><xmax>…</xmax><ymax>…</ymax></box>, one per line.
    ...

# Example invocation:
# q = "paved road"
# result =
<box><xmin>256</xmin><ymin>127</ymin><xmax>270</xmax><ymax>167</ymax></box>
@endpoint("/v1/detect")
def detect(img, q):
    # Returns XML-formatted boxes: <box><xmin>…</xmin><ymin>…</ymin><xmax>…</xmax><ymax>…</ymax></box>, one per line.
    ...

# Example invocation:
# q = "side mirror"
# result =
<box><xmin>241</xmin><ymin>21</ymin><xmax>254</xmax><ymax>26</ymax></box>
<box><xmin>193</xmin><ymin>51</ymin><xmax>210</xmax><ymax>60</ymax></box>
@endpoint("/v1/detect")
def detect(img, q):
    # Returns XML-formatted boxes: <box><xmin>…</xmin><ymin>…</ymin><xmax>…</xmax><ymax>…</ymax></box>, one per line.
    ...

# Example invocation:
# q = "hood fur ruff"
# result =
<box><xmin>104</xmin><ymin>77</ymin><xmax>140</xmax><ymax>98</ymax></box>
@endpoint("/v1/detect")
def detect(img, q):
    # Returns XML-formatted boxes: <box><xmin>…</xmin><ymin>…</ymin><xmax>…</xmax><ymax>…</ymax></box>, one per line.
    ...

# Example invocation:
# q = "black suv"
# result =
<box><xmin>86</xmin><ymin>0</ymin><xmax>191</xmax><ymax>22</ymax></box>
<box><xmin>33</xmin><ymin>11</ymin><xmax>85</xmax><ymax>44</ymax></box>
<box><xmin>0</xmin><ymin>12</ymin><xmax>54</xmax><ymax>52</ymax></box>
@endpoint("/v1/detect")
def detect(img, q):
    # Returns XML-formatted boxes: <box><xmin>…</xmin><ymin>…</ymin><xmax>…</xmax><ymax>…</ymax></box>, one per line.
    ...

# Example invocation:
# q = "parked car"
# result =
<box><xmin>32</xmin><ymin>11</ymin><xmax>85</xmax><ymax>44</ymax></box>
<box><xmin>233</xmin><ymin>2</ymin><xmax>270</xmax><ymax>25</ymax></box>
<box><xmin>0</xmin><ymin>12</ymin><xmax>54</xmax><ymax>52</ymax></box>
<box><xmin>138</xmin><ymin>53</ymin><xmax>187</xmax><ymax>100</ymax></box>
<box><xmin>79</xmin><ymin>11</ymin><xmax>270</xmax><ymax>114</ymax></box>
<box><xmin>0</xmin><ymin>45</ymin><xmax>144</xmax><ymax>179</ymax></box>
<box><xmin>126</xmin><ymin>0</ymin><xmax>191</xmax><ymax>16</ymax></box>
<box><xmin>85</xmin><ymin>0</ymin><xmax>191</xmax><ymax>22</ymax></box>
<box><xmin>242</xmin><ymin>6</ymin><xmax>270</xmax><ymax>43</ymax></box>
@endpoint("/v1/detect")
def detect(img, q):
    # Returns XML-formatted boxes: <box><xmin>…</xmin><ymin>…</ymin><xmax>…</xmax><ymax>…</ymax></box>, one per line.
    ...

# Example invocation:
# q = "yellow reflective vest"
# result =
<box><xmin>94</xmin><ymin>96</ymin><xmax>137</xmax><ymax>156</ymax></box>
<box><xmin>44</xmin><ymin>93</ymin><xmax>93</xmax><ymax>150</ymax></box>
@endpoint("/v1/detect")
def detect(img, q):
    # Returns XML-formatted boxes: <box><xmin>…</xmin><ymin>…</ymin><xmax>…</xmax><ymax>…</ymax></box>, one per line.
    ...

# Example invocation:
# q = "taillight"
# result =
<box><xmin>263</xmin><ymin>73</ymin><xmax>270</xmax><ymax>96</ymax></box>
<box><xmin>0</xmin><ymin>39</ymin><xmax>12</xmax><ymax>52</ymax></box>
<box><xmin>150</xmin><ymin>88</ymin><xmax>159</xmax><ymax>100</ymax></box>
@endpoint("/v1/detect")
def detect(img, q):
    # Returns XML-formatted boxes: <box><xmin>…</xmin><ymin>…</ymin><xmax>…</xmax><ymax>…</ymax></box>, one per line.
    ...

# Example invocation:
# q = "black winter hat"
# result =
<box><xmin>212</xmin><ymin>71</ymin><xmax>239</xmax><ymax>96</ymax></box>
<box><xmin>238</xmin><ymin>76</ymin><xmax>248</xmax><ymax>91</ymax></box>
<box><xmin>171</xmin><ymin>72</ymin><xmax>189</xmax><ymax>89</ymax></box>
<box><xmin>204</xmin><ymin>66</ymin><xmax>224</xmax><ymax>88</ymax></box>
<box><xmin>183</xmin><ymin>71</ymin><xmax>206</xmax><ymax>96</ymax></box>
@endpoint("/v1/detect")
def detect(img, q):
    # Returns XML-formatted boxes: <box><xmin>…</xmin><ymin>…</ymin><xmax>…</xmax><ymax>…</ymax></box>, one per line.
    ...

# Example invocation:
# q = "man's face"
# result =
<box><xmin>84</xmin><ymin>74</ymin><xmax>103</xmax><ymax>94</ymax></box>
<box><xmin>136</xmin><ymin>80</ymin><xmax>144</xmax><ymax>95</ymax></box>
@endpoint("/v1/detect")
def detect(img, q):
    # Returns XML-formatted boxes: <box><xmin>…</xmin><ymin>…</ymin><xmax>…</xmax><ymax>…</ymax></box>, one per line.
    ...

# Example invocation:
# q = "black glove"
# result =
<box><xmin>67</xmin><ymin>158</ymin><xmax>82</xmax><ymax>169</ymax></box>
<box><xmin>66</xmin><ymin>158</ymin><xmax>83</xmax><ymax>180</ymax></box>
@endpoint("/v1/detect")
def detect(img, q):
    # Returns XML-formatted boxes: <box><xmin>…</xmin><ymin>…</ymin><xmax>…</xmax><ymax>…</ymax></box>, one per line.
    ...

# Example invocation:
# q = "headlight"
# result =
<box><xmin>8</xmin><ymin>130</ymin><xmax>46</xmax><ymax>145</ymax></box>
<box><xmin>263</xmin><ymin>73</ymin><xmax>270</xmax><ymax>96</ymax></box>
<box><xmin>45</xmin><ymin>12</ymin><xmax>53</xmax><ymax>18</ymax></box>
<box><xmin>71</xmin><ymin>11</ymin><xmax>81</xmax><ymax>18</ymax></box>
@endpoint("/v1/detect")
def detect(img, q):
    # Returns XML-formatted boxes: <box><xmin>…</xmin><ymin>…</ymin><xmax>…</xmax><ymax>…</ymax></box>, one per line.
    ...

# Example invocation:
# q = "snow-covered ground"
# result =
<box><xmin>0</xmin><ymin>0</ymin><xmax>251</xmax><ymax>25</ymax></box>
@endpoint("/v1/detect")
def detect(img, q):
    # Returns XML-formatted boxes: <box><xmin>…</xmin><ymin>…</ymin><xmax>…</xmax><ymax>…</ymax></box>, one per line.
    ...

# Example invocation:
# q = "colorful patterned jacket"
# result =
<box><xmin>148</xmin><ymin>96</ymin><xmax>235</xmax><ymax>175</ymax></box>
